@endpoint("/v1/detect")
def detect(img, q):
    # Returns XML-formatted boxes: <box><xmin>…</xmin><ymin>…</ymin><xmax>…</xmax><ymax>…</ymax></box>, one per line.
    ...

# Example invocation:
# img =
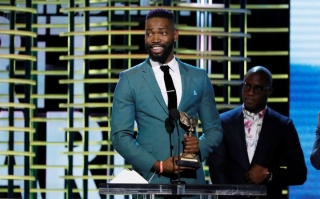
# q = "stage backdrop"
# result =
<box><xmin>1</xmin><ymin>1</ymin><xmax>251</xmax><ymax>198</ymax></box>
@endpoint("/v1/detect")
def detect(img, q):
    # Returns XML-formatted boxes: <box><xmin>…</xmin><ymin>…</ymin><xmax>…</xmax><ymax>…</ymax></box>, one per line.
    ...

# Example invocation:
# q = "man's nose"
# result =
<box><xmin>247</xmin><ymin>87</ymin><xmax>255</xmax><ymax>95</ymax></box>
<box><xmin>151</xmin><ymin>34</ymin><xmax>160</xmax><ymax>42</ymax></box>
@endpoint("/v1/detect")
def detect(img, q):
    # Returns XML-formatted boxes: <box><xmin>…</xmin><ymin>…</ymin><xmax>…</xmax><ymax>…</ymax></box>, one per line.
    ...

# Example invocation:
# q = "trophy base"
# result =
<box><xmin>175</xmin><ymin>158</ymin><xmax>201</xmax><ymax>168</ymax></box>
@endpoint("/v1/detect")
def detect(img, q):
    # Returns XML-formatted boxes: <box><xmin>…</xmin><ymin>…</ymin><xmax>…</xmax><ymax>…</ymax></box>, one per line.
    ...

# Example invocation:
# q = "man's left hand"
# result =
<box><xmin>245</xmin><ymin>164</ymin><xmax>269</xmax><ymax>184</ymax></box>
<box><xmin>183</xmin><ymin>134</ymin><xmax>199</xmax><ymax>154</ymax></box>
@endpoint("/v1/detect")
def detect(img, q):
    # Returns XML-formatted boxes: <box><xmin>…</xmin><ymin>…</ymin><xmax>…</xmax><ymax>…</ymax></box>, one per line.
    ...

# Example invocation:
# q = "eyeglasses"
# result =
<box><xmin>242</xmin><ymin>82</ymin><xmax>270</xmax><ymax>94</ymax></box>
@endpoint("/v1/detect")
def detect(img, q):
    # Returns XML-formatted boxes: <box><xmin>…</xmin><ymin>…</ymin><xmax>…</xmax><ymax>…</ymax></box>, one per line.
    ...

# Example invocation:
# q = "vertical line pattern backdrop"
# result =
<box><xmin>0</xmin><ymin>0</ymin><xmax>290</xmax><ymax>198</ymax></box>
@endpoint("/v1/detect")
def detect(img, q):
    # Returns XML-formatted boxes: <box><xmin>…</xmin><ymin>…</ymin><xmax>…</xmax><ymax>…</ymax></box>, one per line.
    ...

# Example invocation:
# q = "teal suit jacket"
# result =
<box><xmin>111</xmin><ymin>57</ymin><xmax>222</xmax><ymax>184</ymax></box>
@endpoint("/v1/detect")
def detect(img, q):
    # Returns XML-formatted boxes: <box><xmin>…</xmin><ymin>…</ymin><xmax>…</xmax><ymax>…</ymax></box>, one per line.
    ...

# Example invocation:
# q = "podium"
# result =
<box><xmin>99</xmin><ymin>183</ymin><xmax>266</xmax><ymax>198</ymax></box>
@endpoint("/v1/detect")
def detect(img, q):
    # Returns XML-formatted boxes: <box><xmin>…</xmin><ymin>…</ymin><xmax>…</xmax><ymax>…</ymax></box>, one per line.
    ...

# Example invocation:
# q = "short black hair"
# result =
<box><xmin>146</xmin><ymin>8</ymin><xmax>175</xmax><ymax>25</ymax></box>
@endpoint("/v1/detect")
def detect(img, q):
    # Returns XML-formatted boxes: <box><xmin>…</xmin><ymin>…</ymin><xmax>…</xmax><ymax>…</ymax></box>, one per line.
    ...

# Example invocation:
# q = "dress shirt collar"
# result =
<box><xmin>150</xmin><ymin>56</ymin><xmax>178</xmax><ymax>74</ymax></box>
<box><xmin>242</xmin><ymin>103</ymin><xmax>267</xmax><ymax>119</ymax></box>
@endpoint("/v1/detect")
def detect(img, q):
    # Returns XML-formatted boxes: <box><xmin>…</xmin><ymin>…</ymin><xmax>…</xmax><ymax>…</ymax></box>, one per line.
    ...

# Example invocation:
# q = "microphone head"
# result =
<box><xmin>169</xmin><ymin>109</ymin><xmax>180</xmax><ymax>120</ymax></box>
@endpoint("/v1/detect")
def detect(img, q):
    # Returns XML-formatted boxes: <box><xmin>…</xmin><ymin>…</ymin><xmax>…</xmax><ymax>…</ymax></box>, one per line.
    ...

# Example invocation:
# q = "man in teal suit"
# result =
<box><xmin>111</xmin><ymin>8</ymin><xmax>222</xmax><ymax>185</ymax></box>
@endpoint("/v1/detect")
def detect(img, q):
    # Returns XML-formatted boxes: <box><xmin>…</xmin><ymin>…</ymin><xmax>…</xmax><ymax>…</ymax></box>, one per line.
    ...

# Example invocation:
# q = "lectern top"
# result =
<box><xmin>99</xmin><ymin>183</ymin><xmax>266</xmax><ymax>196</ymax></box>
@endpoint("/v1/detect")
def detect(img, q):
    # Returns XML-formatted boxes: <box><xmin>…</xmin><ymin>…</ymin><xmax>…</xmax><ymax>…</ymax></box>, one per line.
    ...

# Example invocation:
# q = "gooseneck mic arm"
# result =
<box><xmin>169</xmin><ymin>109</ymin><xmax>185</xmax><ymax>184</ymax></box>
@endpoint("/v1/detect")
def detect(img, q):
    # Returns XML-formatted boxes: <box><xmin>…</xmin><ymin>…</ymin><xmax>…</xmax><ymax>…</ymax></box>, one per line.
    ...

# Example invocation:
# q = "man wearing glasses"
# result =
<box><xmin>208</xmin><ymin>66</ymin><xmax>307</xmax><ymax>199</ymax></box>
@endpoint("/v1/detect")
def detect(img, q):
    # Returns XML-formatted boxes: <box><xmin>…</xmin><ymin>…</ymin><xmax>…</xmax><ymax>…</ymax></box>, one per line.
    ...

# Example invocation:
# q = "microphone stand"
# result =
<box><xmin>170</xmin><ymin>110</ymin><xmax>186</xmax><ymax>185</ymax></box>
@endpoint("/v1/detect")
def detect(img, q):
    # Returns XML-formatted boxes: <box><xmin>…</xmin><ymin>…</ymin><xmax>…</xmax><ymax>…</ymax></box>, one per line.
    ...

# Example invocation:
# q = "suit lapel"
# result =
<box><xmin>234</xmin><ymin>108</ymin><xmax>251</xmax><ymax>168</ymax></box>
<box><xmin>176</xmin><ymin>59</ymin><xmax>189</xmax><ymax>110</ymax></box>
<box><xmin>141</xmin><ymin>59</ymin><xmax>168</xmax><ymax>114</ymax></box>
<box><xmin>252</xmin><ymin>108</ymin><xmax>273</xmax><ymax>164</ymax></box>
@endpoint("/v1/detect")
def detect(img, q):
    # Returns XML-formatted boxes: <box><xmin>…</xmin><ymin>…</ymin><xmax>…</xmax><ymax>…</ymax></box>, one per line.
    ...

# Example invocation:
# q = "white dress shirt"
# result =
<box><xmin>242</xmin><ymin>105</ymin><xmax>266</xmax><ymax>163</ymax></box>
<box><xmin>150</xmin><ymin>57</ymin><xmax>182</xmax><ymax>108</ymax></box>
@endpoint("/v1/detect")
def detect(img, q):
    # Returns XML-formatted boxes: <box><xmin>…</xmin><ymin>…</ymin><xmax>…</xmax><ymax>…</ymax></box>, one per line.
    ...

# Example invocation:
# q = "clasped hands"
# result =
<box><xmin>154</xmin><ymin>134</ymin><xmax>199</xmax><ymax>175</ymax></box>
<box><xmin>245</xmin><ymin>164</ymin><xmax>270</xmax><ymax>184</ymax></box>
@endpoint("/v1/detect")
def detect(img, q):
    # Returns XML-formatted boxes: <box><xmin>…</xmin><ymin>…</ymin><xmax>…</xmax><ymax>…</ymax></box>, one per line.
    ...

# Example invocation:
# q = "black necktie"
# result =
<box><xmin>160</xmin><ymin>65</ymin><xmax>177</xmax><ymax>110</ymax></box>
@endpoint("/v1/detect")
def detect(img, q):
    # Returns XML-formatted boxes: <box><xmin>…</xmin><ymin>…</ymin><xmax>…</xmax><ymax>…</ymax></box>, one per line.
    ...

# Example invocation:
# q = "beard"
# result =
<box><xmin>145</xmin><ymin>39</ymin><xmax>175</xmax><ymax>64</ymax></box>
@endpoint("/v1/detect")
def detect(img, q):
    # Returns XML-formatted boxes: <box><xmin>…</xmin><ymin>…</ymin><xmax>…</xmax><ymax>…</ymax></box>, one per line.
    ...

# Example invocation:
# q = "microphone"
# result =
<box><xmin>165</xmin><ymin>109</ymin><xmax>180</xmax><ymax>157</ymax></box>
<box><xmin>169</xmin><ymin>108</ymin><xmax>186</xmax><ymax>184</ymax></box>
<box><xmin>169</xmin><ymin>108</ymin><xmax>180</xmax><ymax>121</ymax></box>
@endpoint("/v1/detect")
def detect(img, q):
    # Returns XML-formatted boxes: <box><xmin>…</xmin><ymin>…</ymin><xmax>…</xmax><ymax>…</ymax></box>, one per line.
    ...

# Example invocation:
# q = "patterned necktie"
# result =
<box><xmin>160</xmin><ymin>65</ymin><xmax>177</xmax><ymax>110</ymax></box>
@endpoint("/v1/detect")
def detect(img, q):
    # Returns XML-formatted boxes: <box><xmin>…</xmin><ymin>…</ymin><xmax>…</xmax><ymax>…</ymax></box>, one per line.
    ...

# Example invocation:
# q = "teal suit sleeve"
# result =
<box><xmin>197</xmin><ymin>70</ymin><xmax>223</xmax><ymax>161</ymax></box>
<box><xmin>111</xmin><ymin>71</ymin><xmax>157</xmax><ymax>174</ymax></box>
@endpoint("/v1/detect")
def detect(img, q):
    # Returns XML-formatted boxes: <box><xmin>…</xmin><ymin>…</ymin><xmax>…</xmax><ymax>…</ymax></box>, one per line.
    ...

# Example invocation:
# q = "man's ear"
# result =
<box><xmin>174</xmin><ymin>28</ymin><xmax>179</xmax><ymax>41</ymax></box>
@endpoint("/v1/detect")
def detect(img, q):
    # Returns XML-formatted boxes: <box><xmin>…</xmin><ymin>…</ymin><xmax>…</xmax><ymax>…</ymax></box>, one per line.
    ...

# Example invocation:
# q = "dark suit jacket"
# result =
<box><xmin>208</xmin><ymin>106</ymin><xmax>307</xmax><ymax>199</ymax></box>
<box><xmin>310</xmin><ymin>127</ymin><xmax>320</xmax><ymax>169</ymax></box>
<box><xmin>111</xmin><ymin>57</ymin><xmax>222</xmax><ymax>184</ymax></box>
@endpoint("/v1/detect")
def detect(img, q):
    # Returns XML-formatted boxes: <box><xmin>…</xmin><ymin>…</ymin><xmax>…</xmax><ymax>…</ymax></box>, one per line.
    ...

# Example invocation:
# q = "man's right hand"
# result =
<box><xmin>153</xmin><ymin>157</ymin><xmax>195</xmax><ymax>176</ymax></box>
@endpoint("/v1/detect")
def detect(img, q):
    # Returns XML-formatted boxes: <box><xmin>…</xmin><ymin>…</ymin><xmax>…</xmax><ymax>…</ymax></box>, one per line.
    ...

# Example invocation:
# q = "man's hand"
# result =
<box><xmin>163</xmin><ymin>157</ymin><xmax>195</xmax><ymax>174</ymax></box>
<box><xmin>152</xmin><ymin>134</ymin><xmax>199</xmax><ymax>176</ymax></box>
<box><xmin>183</xmin><ymin>134</ymin><xmax>199</xmax><ymax>154</ymax></box>
<box><xmin>245</xmin><ymin>164</ymin><xmax>269</xmax><ymax>184</ymax></box>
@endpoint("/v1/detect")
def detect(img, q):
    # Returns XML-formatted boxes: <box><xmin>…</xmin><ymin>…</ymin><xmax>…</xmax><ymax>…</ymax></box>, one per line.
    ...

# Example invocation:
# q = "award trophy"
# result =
<box><xmin>176</xmin><ymin>112</ymin><xmax>201</xmax><ymax>168</ymax></box>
